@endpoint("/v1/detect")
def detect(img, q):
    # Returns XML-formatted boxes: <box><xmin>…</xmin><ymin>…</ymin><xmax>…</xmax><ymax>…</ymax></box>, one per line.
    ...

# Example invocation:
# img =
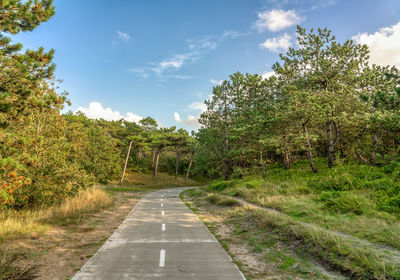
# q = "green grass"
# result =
<box><xmin>182</xmin><ymin>190</ymin><xmax>333</xmax><ymax>279</ymax></box>
<box><xmin>200</xmin><ymin>159</ymin><xmax>400</xmax><ymax>279</ymax></box>
<box><xmin>208</xmin><ymin>159</ymin><xmax>400</xmax><ymax>250</ymax></box>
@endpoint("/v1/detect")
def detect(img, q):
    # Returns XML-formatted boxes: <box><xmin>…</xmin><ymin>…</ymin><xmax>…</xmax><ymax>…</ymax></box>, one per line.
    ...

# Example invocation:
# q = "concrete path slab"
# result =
<box><xmin>72</xmin><ymin>188</ymin><xmax>246</xmax><ymax>280</ymax></box>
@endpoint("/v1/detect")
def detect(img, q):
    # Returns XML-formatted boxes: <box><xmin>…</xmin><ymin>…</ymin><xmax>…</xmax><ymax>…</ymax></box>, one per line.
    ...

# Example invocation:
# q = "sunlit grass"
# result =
<box><xmin>207</xmin><ymin>160</ymin><xmax>400</xmax><ymax>250</ymax></box>
<box><xmin>185</xmin><ymin>189</ymin><xmax>400</xmax><ymax>279</ymax></box>
<box><xmin>0</xmin><ymin>187</ymin><xmax>112</xmax><ymax>241</ymax></box>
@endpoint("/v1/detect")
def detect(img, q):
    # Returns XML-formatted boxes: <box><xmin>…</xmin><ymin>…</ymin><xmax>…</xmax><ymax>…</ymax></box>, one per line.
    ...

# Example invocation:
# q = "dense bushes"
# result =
<box><xmin>0</xmin><ymin>111</ymin><xmax>124</xmax><ymax>209</ymax></box>
<box><xmin>305</xmin><ymin>162</ymin><xmax>400</xmax><ymax>214</ymax></box>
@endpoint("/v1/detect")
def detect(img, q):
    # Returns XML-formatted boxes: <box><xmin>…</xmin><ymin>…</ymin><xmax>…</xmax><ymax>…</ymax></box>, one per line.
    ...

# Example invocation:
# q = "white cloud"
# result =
<box><xmin>260</xmin><ymin>33</ymin><xmax>292</xmax><ymax>52</ymax></box>
<box><xmin>174</xmin><ymin>112</ymin><xmax>181</xmax><ymax>122</ymax></box>
<box><xmin>129</xmin><ymin>68</ymin><xmax>149</xmax><ymax>79</ymax></box>
<box><xmin>131</xmin><ymin>52</ymin><xmax>198</xmax><ymax>79</ymax></box>
<box><xmin>186</xmin><ymin>30</ymin><xmax>248</xmax><ymax>52</ymax></box>
<box><xmin>173</xmin><ymin>112</ymin><xmax>201</xmax><ymax>128</ymax></box>
<box><xmin>187</xmin><ymin>102</ymin><xmax>207</xmax><ymax>113</ymax></box>
<box><xmin>210</xmin><ymin>79</ymin><xmax>223</xmax><ymax>85</ymax></box>
<box><xmin>76</xmin><ymin>102</ymin><xmax>142</xmax><ymax>123</ymax></box>
<box><xmin>130</xmin><ymin>30</ymin><xmax>247</xmax><ymax>81</ymax></box>
<box><xmin>117</xmin><ymin>30</ymin><xmax>131</xmax><ymax>42</ymax></box>
<box><xmin>261</xmin><ymin>71</ymin><xmax>275</xmax><ymax>79</ymax></box>
<box><xmin>187</xmin><ymin>36</ymin><xmax>217</xmax><ymax>50</ymax></box>
<box><xmin>184</xmin><ymin>115</ymin><xmax>201</xmax><ymax>127</ymax></box>
<box><xmin>353</xmin><ymin>21</ymin><xmax>400</xmax><ymax>67</ymax></box>
<box><xmin>174</xmin><ymin>101</ymin><xmax>206</xmax><ymax>128</ymax></box>
<box><xmin>221</xmin><ymin>30</ymin><xmax>247</xmax><ymax>39</ymax></box>
<box><xmin>253</xmin><ymin>9</ymin><xmax>301</xmax><ymax>32</ymax></box>
<box><xmin>159</xmin><ymin>53</ymin><xmax>191</xmax><ymax>70</ymax></box>
<box><xmin>165</xmin><ymin>75</ymin><xmax>192</xmax><ymax>80</ymax></box>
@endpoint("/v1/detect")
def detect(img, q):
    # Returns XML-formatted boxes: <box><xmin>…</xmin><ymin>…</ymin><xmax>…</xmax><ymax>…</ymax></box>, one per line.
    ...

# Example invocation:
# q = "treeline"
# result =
<box><xmin>0</xmin><ymin>1</ymin><xmax>196</xmax><ymax>209</ymax></box>
<box><xmin>196</xmin><ymin>26</ymin><xmax>400</xmax><ymax>179</ymax></box>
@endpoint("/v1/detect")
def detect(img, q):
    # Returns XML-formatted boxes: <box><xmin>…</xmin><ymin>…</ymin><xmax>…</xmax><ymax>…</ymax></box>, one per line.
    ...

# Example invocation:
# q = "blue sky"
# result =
<box><xmin>10</xmin><ymin>0</ymin><xmax>400</xmax><ymax>129</ymax></box>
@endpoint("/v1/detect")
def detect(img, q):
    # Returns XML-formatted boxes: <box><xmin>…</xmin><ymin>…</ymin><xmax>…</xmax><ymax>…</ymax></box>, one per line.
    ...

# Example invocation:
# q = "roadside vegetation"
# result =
<box><xmin>189</xmin><ymin>20</ymin><xmax>400</xmax><ymax>280</ymax></box>
<box><xmin>182</xmin><ymin>188</ymin><xmax>347</xmax><ymax>279</ymax></box>
<box><xmin>183</xmin><ymin>185</ymin><xmax>400</xmax><ymax>279</ymax></box>
<box><xmin>0</xmin><ymin>187</ymin><xmax>111</xmax><ymax>242</ymax></box>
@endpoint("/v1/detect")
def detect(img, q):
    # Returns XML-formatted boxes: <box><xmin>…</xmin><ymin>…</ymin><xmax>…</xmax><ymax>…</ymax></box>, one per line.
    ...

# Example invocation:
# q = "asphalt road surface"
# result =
<box><xmin>71</xmin><ymin>187</ymin><xmax>246</xmax><ymax>280</ymax></box>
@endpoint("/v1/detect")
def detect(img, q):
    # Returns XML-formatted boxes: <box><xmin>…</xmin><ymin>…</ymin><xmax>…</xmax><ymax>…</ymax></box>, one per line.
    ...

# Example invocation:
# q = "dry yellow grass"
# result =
<box><xmin>0</xmin><ymin>187</ymin><xmax>112</xmax><ymax>241</ymax></box>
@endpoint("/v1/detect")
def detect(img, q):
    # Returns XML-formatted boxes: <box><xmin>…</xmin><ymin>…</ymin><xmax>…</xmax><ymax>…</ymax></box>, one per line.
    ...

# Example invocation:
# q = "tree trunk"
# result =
<box><xmin>120</xmin><ymin>141</ymin><xmax>133</xmax><ymax>184</ymax></box>
<box><xmin>175</xmin><ymin>150</ymin><xmax>180</xmax><ymax>179</ymax></box>
<box><xmin>338</xmin><ymin>123</ymin><xmax>345</xmax><ymax>158</ymax></box>
<box><xmin>370</xmin><ymin>133</ymin><xmax>377</xmax><ymax>165</ymax></box>
<box><xmin>283</xmin><ymin>135</ymin><xmax>291</xmax><ymax>170</ymax></box>
<box><xmin>138</xmin><ymin>148</ymin><xmax>143</xmax><ymax>160</ymax></box>
<box><xmin>327</xmin><ymin>120</ymin><xmax>335</xmax><ymax>168</ymax></box>
<box><xmin>151</xmin><ymin>149</ymin><xmax>156</xmax><ymax>168</ymax></box>
<box><xmin>224</xmin><ymin>126</ymin><xmax>230</xmax><ymax>180</ymax></box>
<box><xmin>153</xmin><ymin>149</ymin><xmax>161</xmax><ymax>178</ymax></box>
<box><xmin>185</xmin><ymin>157</ymin><xmax>193</xmax><ymax>184</ymax></box>
<box><xmin>355</xmin><ymin>147</ymin><xmax>370</xmax><ymax>165</ymax></box>
<box><xmin>283</xmin><ymin>149</ymin><xmax>291</xmax><ymax>170</ymax></box>
<box><xmin>302</xmin><ymin>121</ymin><xmax>318</xmax><ymax>173</ymax></box>
<box><xmin>260</xmin><ymin>150</ymin><xmax>266</xmax><ymax>179</ymax></box>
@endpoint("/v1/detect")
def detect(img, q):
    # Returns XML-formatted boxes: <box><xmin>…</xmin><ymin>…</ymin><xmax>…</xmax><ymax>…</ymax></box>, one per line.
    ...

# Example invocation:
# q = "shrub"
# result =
<box><xmin>381</xmin><ymin>194</ymin><xmax>400</xmax><ymax>213</ymax></box>
<box><xmin>206</xmin><ymin>193</ymin><xmax>240</xmax><ymax>207</ymax></box>
<box><xmin>245</xmin><ymin>182</ymin><xmax>257</xmax><ymax>189</ymax></box>
<box><xmin>217</xmin><ymin>198</ymin><xmax>241</xmax><ymax>207</ymax></box>
<box><xmin>293</xmin><ymin>185</ymin><xmax>311</xmax><ymax>194</ymax></box>
<box><xmin>208</xmin><ymin>180</ymin><xmax>236</xmax><ymax>192</ymax></box>
<box><xmin>206</xmin><ymin>193</ymin><xmax>221</xmax><ymax>204</ymax></box>
<box><xmin>308</xmin><ymin>176</ymin><xmax>354</xmax><ymax>192</ymax></box>
<box><xmin>383</xmin><ymin>161</ymin><xmax>400</xmax><ymax>174</ymax></box>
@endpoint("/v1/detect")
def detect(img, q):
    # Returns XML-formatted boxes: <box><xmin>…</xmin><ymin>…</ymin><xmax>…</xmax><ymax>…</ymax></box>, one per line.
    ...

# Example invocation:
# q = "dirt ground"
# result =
<box><xmin>2</xmin><ymin>192</ymin><xmax>139</xmax><ymax>280</ymax></box>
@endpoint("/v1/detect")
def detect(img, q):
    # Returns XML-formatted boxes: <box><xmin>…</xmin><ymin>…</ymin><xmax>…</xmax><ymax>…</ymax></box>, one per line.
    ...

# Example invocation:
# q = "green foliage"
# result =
<box><xmin>0</xmin><ymin>0</ymin><xmax>55</xmax><ymax>34</ymax></box>
<box><xmin>207</xmin><ymin>159</ymin><xmax>400</xmax><ymax>215</ymax></box>
<box><xmin>64</xmin><ymin>113</ymin><xmax>122</xmax><ymax>184</ymax></box>
<box><xmin>196</xmin><ymin>25</ymin><xmax>400</xmax><ymax>184</ymax></box>
<box><xmin>208</xmin><ymin>180</ymin><xmax>236</xmax><ymax>191</ymax></box>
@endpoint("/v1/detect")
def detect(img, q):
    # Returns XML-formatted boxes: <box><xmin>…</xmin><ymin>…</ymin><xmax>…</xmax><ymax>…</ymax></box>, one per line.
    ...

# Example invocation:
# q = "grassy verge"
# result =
<box><xmin>182</xmin><ymin>189</ymin><xmax>346</xmax><ymax>279</ymax></box>
<box><xmin>189</xmin><ymin>159</ymin><xmax>400</xmax><ymax>279</ymax></box>
<box><xmin>208</xmin><ymin>160</ymin><xmax>400</xmax><ymax>250</ymax></box>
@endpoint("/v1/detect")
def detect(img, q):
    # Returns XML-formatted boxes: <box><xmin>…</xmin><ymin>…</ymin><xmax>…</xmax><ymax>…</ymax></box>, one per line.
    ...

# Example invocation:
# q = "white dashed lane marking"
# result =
<box><xmin>159</xmin><ymin>249</ymin><xmax>166</xmax><ymax>267</ymax></box>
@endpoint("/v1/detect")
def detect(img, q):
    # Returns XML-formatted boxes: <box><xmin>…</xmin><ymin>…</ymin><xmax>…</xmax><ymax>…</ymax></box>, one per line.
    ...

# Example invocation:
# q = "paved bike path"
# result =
<box><xmin>72</xmin><ymin>187</ymin><xmax>246</xmax><ymax>280</ymax></box>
